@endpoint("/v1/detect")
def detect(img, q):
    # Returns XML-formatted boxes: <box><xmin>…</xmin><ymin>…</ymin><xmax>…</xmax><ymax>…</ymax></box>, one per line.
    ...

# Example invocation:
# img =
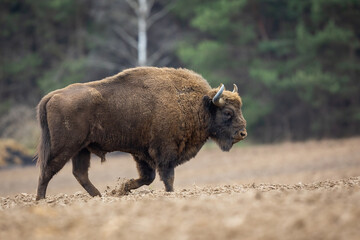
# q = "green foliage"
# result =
<box><xmin>3</xmin><ymin>54</ymin><xmax>42</xmax><ymax>75</ymax></box>
<box><xmin>38</xmin><ymin>57</ymin><xmax>87</xmax><ymax>94</ymax></box>
<box><xmin>190</xmin><ymin>0</ymin><xmax>247</xmax><ymax>36</ymax></box>
<box><xmin>0</xmin><ymin>100</ymin><xmax>12</xmax><ymax>116</ymax></box>
<box><xmin>174</xmin><ymin>0</ymin><xmax>360</xmax><ymax>141</ymax></box>
<box><xmin>177</xmin><ymin>40</ymin><xmax>230</xmax><ymax>85</ymax></box>
<box><xmin>1</xmin><ymin>0</ymin><xmax>360</xmax><ymax>143</ymax></box>
<box><xmin>241</xmin><ymin>95</ymin><xmax>273</xmax><ymax>131</ymax></box>
<box><xmin>0</xmin><ymin>0</ymin><xmax>91</xmax><ymax>109</ymax></box>
<box><xmin>290</xmin><ymin>69</ymin><xmax>345</xmax><ymax>106</ymax></box>
<box><xmin>249</xmin><ymin>65</ymin><xmax>279</xmax><ymax>92</ymax></box>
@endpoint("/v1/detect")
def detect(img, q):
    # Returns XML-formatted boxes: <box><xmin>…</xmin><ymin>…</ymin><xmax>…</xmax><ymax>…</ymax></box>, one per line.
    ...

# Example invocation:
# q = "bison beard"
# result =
<box><xmin>35</xmin><ymin>67</ymin><xmax>247</xmax><ymax>200</ymax></box>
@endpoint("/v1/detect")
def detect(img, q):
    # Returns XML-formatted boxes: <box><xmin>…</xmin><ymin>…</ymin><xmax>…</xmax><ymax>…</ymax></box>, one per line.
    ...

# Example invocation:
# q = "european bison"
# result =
<box><xmin>36</xmin><ymin>67</ymin><xmax>247</xmax><ymax>200</ymax></box>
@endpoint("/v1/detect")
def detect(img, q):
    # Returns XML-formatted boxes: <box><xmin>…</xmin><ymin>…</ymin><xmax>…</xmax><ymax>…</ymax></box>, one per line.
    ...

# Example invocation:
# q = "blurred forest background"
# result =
<box><xmin>0</xmin><ymin>0</ymin><xmax>360</xmax><ymax>155</ymax></box>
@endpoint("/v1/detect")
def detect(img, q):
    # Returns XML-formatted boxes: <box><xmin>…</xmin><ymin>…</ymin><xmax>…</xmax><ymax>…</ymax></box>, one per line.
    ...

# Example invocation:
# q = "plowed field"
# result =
<box><xmin>1</xmin><ymin>137</ymin><xmax>360</xmax><ymax>240</ymax></box>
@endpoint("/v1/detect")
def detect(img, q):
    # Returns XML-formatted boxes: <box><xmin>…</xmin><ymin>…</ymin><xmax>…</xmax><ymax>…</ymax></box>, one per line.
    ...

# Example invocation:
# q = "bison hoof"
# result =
<box><xmin>90</xmin><ymin>192</ymin><xmax>102</xmax><ymax>197</ymax></box>
<box><xmin>165</xmin><ymin>187</ymin><xmax>174</xmax><ymax>192</ymax></box>
<box><xmin>36</xmin><ymin>195</ymin><xmax>45</xmax><ymax>201</ymax></box>
<box><xmin>123</xmin><ymin>179</ymin><xmax>136</xmax><ymax>193</ymax></box>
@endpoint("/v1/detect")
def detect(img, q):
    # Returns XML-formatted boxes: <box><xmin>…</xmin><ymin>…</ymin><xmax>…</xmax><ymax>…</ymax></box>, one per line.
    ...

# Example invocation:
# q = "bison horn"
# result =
<box><xmin>212</xmin><ymin>84</ymin><xmax>225</xmax><ymax>107</ymax></box>
<box><xmin>232</xmin><ymin>84</ymin><xmax>238</xmax><ymax>94</ymax></box>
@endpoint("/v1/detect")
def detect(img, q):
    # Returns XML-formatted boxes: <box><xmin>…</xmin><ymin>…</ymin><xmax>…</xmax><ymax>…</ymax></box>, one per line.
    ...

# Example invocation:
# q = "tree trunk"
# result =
<box><xmin>138</xmin><ymin>0</ymin><xmax>148</xmax><ymax>66</ymax></box>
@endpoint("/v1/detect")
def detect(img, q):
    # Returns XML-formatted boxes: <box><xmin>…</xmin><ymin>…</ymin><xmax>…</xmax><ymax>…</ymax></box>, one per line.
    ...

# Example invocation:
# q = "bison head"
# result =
<box><xmin>205</xmin><ymin>84</ymin><xmax>247</xmax><ymax>151</ymax></box>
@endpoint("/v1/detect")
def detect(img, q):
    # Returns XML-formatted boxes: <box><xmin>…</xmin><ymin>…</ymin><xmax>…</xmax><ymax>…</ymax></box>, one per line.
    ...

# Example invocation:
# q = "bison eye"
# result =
<box><xmin>222</xmin><ymin>109</ymin><xmax>233</xmax><ymax>120</ymax></box>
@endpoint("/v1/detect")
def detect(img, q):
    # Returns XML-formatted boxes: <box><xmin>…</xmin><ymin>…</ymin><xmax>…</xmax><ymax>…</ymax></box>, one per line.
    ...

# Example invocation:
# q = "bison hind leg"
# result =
<box><xmin>36</xmin><ymin>152</ymin><xmax>71</xmax><ymax>200</ymax></box>
<box><xmin>72</xmin><ymin>148</ymin><xmax>101</xmax><ymax>197</ymax></box>
<box><xmin>124</xmin><ymin>155</ymin><xmax>155</xmax><ymax>192</ymax></box>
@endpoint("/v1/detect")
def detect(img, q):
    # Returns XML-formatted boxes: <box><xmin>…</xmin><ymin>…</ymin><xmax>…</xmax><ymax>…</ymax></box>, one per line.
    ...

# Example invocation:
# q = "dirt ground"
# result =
<box><xmin>1</xmin><ymin>137</ymin><xmax>360</xmax><ymax>240</ymax></box>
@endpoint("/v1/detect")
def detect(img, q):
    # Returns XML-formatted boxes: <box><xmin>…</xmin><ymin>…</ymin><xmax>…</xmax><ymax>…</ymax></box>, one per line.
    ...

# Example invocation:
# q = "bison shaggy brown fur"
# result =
<box><xmin>36</xmin><ymin>67</ymin><xmax>247</xmax><ymax>200</ymax></box>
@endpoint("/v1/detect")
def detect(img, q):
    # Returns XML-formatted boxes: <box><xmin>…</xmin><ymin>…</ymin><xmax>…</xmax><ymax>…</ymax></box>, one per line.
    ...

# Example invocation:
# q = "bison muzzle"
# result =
<box><xmin>35</xmin><ymin>67</ymin><xmax>247</xmax><ymax>200</ymax></box>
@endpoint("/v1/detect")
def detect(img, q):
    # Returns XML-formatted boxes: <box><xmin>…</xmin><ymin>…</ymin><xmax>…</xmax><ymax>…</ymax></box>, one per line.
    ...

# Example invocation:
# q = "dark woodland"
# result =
<box><xmin>1</xmin><ymin>0</ymin><xmax>360</xmax><ymax>150</ymax></box>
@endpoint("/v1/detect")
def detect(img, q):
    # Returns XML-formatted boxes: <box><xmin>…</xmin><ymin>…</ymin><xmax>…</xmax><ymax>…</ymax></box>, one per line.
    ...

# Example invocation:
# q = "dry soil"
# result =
<box><xmin>1</xmin><ymin>137</ymin><xmax>360</xmax><ymax>240</ymax></box>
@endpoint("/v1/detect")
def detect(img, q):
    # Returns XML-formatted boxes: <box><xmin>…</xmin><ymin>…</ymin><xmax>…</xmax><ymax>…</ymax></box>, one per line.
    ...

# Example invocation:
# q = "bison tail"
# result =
<box><xmin>35</xmin><ymin>95</ymin><xmax>52</xmax><ymax>170</ymax></box>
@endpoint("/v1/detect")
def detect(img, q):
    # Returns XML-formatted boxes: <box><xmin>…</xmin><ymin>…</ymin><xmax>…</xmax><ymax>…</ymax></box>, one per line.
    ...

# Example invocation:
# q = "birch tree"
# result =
<box><xmin>91</xmin><ymin>0</ymin><xmax>177</xmax><ymax>69</ymax></box>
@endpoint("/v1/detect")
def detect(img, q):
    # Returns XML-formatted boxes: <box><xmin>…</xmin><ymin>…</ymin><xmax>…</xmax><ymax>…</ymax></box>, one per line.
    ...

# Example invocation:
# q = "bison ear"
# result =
<box><xmin>202</xmin><ymin>95</ymin><xmax>219</xmax><ymax>113</ymax></box>
<box><xmin>203</xmin><ymin>95</ymin><xmax>212</xmax><ymax>108</ymax></box>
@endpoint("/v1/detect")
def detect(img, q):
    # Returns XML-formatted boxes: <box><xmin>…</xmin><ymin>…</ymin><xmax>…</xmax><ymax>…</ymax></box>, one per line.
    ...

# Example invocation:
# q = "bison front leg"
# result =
<box><xmin>124</xmin><ymin>156</ymin><xmax>156</xmax><ymax>192</ymax></box>
<box><xmin>72</xmin><ymin>148</ymin><xmax>101</xmax><ymax>197</ymax></box>
<box><xmin>158</xmin><ymin>164</ymin><xmax>175</xmax><ymax>192</ymax></box>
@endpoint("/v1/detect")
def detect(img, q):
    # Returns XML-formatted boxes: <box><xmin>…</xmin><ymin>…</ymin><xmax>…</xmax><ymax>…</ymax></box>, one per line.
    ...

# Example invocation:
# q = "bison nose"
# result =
<box><xmin>240</xmin><ymin>129</ymin><xmax>247</xmax><ymax>138</ymax></box>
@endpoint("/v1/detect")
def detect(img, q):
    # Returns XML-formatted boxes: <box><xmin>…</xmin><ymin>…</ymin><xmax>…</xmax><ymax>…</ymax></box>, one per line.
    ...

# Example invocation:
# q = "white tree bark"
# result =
<box><xmin>106</xmin><ymin>0</ymin><xmax>175</xmax><ymax>67</ymax></box>
<box><xmin>137</xmin><ymin>0</ymin><xmax>149</xmax><ymax>66</ymax></box>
